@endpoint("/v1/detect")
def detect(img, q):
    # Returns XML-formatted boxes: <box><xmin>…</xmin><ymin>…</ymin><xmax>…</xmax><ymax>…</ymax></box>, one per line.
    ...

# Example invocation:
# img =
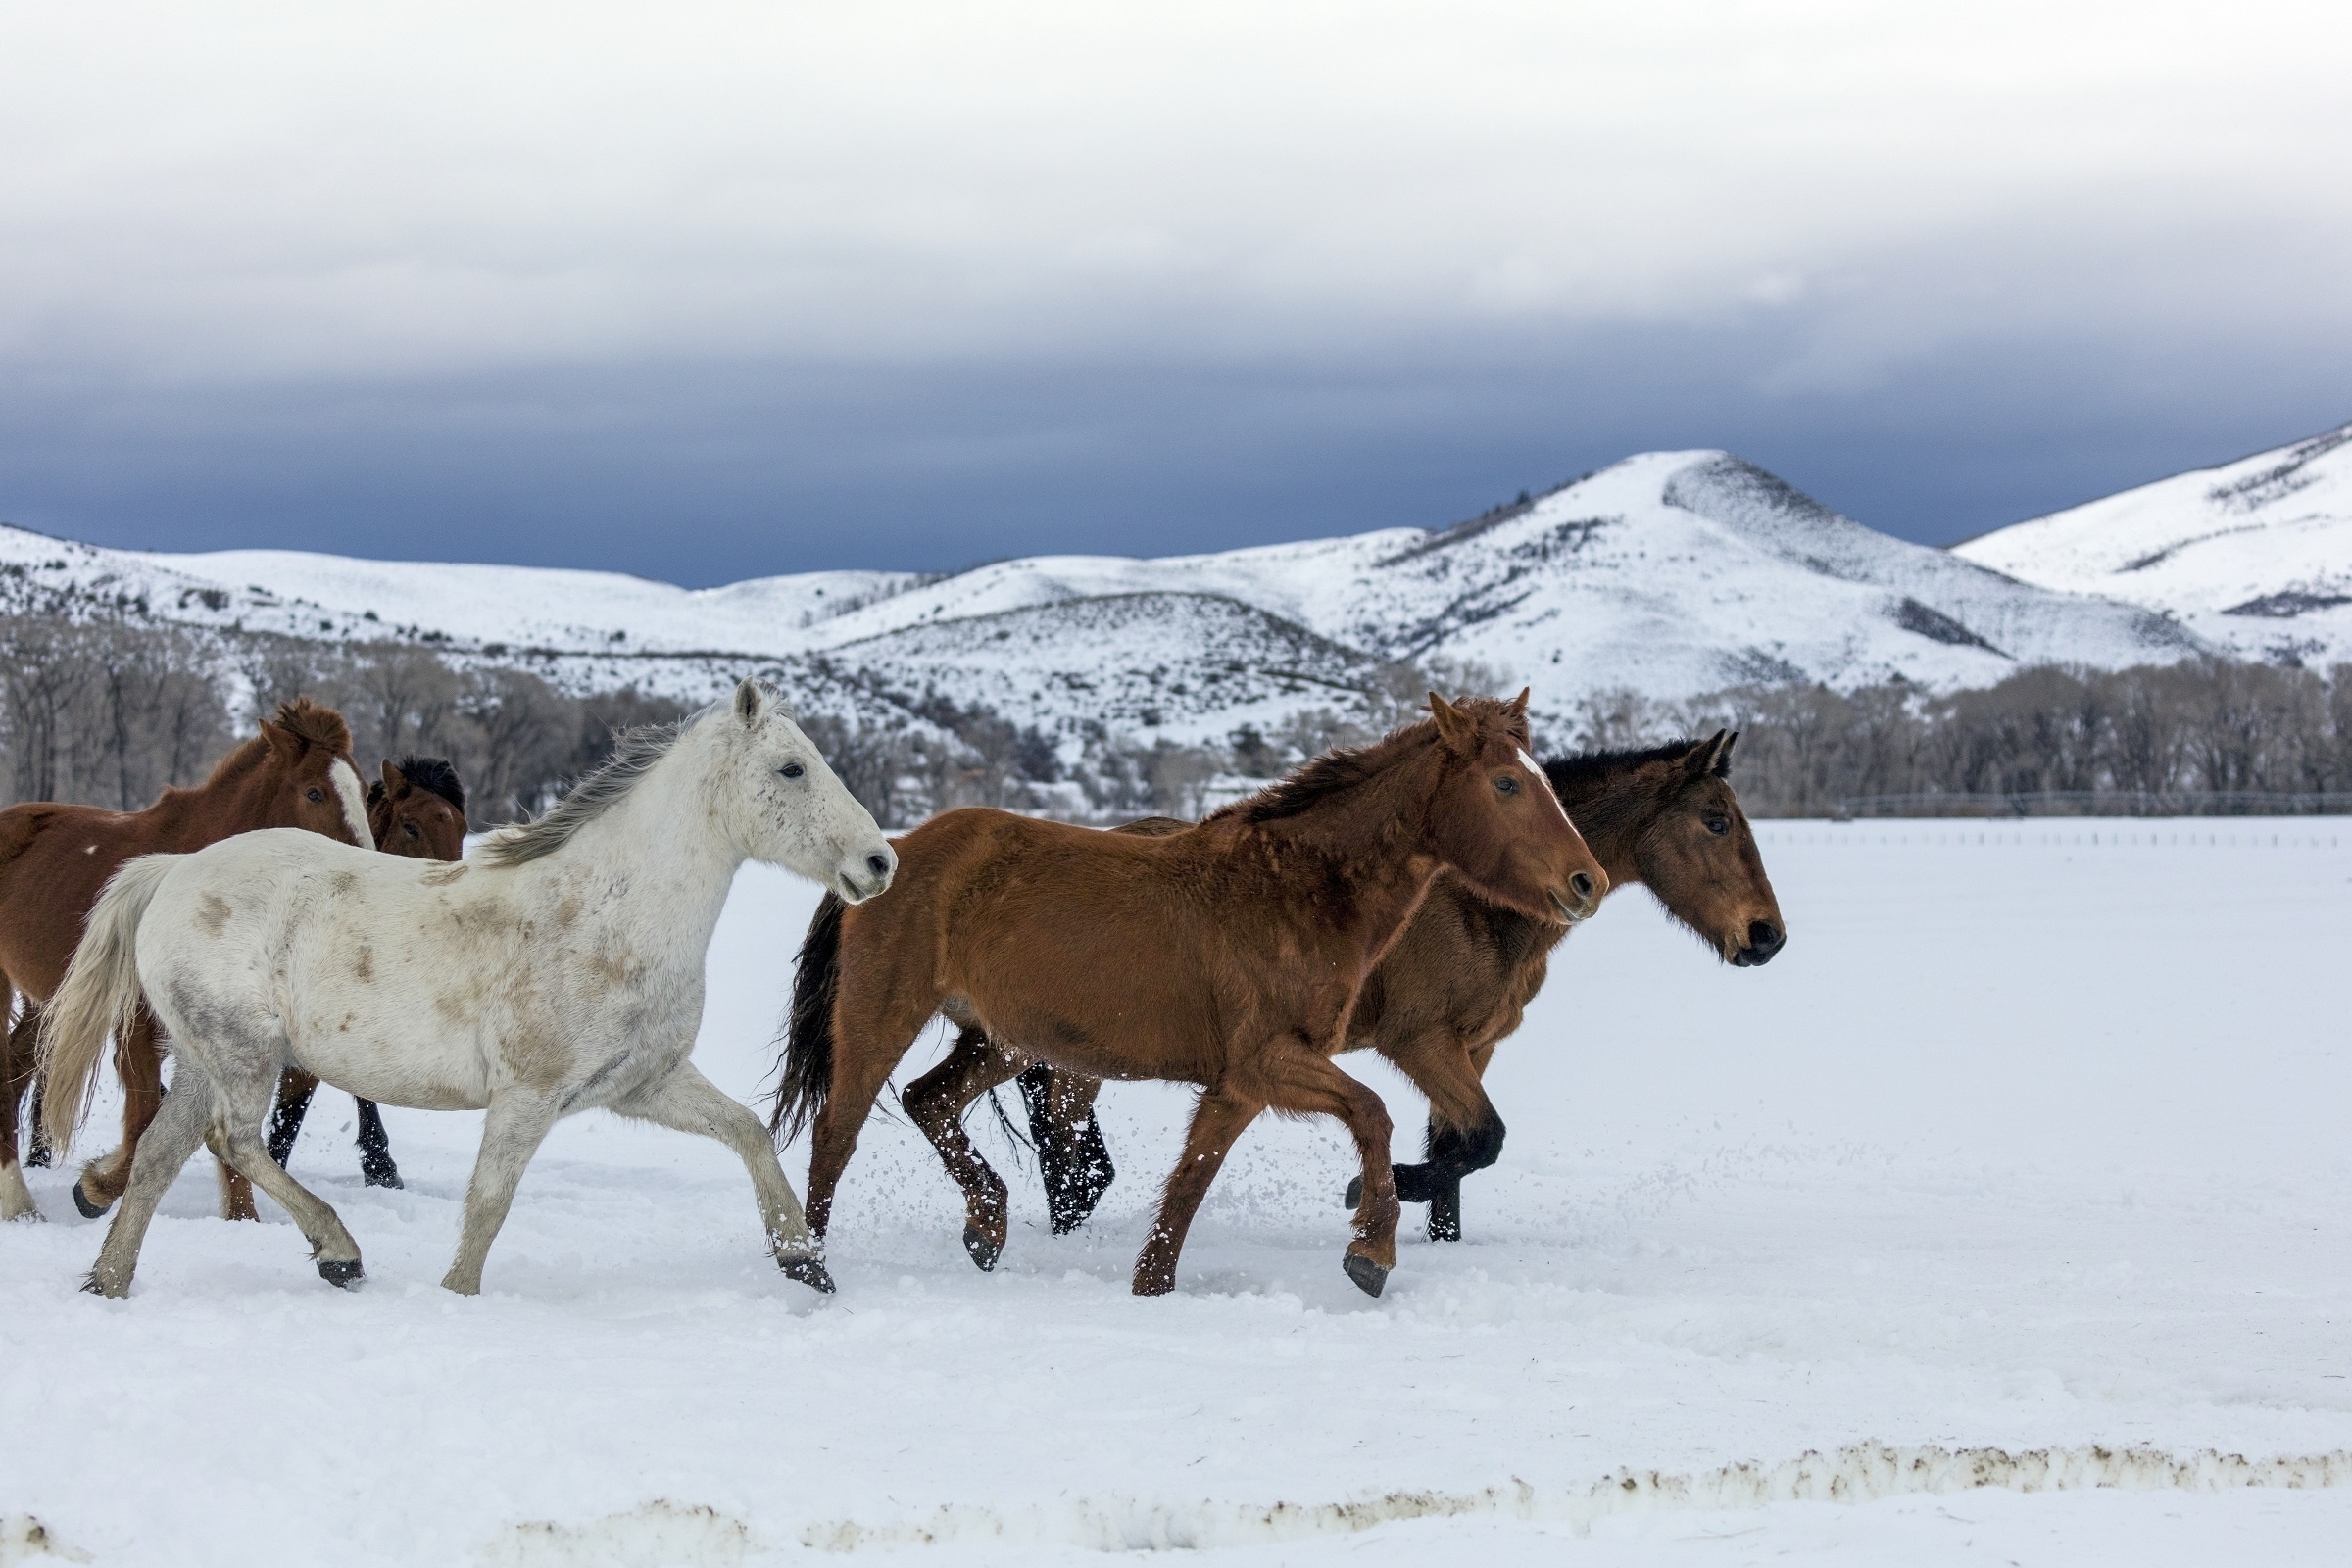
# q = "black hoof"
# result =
<box><xmin>1344</xmin><ymin>1175</ymin><xmax>1362</xmax><ymax>1208</ymax></box>
<box><xmin>72</xmin><ymin>1181</ymin><xmax>110</xmax><ymax>1220</ymax></box>
<box><xmin>962</xmin><ymin>1223</ymin><xmax>1002</xmax><ymax>1273</ymax></box>
<box><xmin>362</xmin><ymin>1161</ymin><xmax>404</xmax><ymax>1190</ymax></box>
<box><xmin>317</xmin><ymin>1257</ymin><xmax>364</xmax><ymax>1288</ymax></box>
<box><xmin>779</xmin><ymin>1254</ymin><xmax>836</xmax><ymax>1294</ymax></box>
<box><xmin>1343</xmin><ymin>1253</ymin><xmax>1388</xmax><ymax>1298</ymax></box>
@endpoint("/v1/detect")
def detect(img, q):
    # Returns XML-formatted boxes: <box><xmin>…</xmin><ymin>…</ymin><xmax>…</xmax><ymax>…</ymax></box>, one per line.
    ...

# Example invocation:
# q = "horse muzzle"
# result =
<box><xmin>1728</xmin><ymin>918</ymin><xmax>1786</xmax><ymax>967</ymax></box>
<box><xmin>1548</xmin><ymin>868</ymin><xmax>1603</xmax><ymax>925</ymax></box>
<box><xmin>836</xmin><ymin>845</ymin><xmax>898</xmax><ymax>904</ymax></box>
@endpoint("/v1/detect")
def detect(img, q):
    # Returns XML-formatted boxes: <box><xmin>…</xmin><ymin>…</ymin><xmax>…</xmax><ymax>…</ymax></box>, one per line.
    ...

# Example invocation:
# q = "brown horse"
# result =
<box><xmin>0</xmin><ymin>699</ymin><xmax>372</xmax><ymax>1223</ymax></box>
<box><xmin>771</xmin><ymin>693</ymin><xmax>1607</xmax><ymax>1297</ymax></box>
<box><xmin>989</xmin><ymin>731</ymin><xmax>1786</xmax><ymax>1242</ymax></box>
<box><xmin>262</xmin><ymin>757</ymin><xmax>470</xmax><ymax>1191</ymax></box>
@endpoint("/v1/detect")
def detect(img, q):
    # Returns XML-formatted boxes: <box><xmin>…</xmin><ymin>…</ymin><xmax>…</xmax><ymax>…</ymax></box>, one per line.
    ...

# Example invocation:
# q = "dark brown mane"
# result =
<box><xmin>272</xmin><ymin>698</ymin><xmax>353</xmax><ymax>757</ymax></box>
<box><xmin>392</xmin><ymin>755</ymin><xmax>466</xmax><ymax>811</ymax></box>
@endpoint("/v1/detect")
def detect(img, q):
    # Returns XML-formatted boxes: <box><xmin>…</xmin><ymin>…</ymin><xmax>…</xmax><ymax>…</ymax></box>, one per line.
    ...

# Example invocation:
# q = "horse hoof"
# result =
<box><xmin>317</xmin><ymin>1257</ymin><xmax>364</xmax><ymax>1289</ymax></box>
<box><xmin>25</xmin><ymin>1146</ymin><xmax>50</xmax><ymax>1169</ymax></box>
<box><xmin>72</xmin><ymin>1181</ymin><xmax>111</xmax><ymax>1220</ymax></box>
<box><xmin>779</xmin><ymin>1254</ymin><xmax>836</xmax><ymax>1294</ymax></box>
<box><xmin>961</xmin><ymin>1223</ymin><xmax>1002</xmax><ymax>1273</ymax></box>
<box><xmin>363</xmin><ymin>1165</ymin><xmax>404</xmax><ymax>1190</ymax></box>
<box><xmin>1343</xmin><ymin>1253</ymin><xmax>1388</xmax><ymax>1298</ymax></box>
<box><xmin>1344</xmin><ymin>1175</ymin><xmax>1363</xmax><ymax>1208</ymax></box>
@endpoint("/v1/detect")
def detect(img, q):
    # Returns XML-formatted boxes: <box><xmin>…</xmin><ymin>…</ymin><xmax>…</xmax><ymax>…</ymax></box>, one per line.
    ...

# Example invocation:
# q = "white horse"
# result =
<box><xmin>40</xmin><ymin>679</ymin><xmax>894</xmax><ymax>1298</ymax></box>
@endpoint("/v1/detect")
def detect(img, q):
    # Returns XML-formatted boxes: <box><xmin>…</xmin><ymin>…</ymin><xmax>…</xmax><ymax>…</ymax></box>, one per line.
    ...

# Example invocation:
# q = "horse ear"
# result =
<box><xmin>381</xmin><ymin>759</ymin><xmax>404</xmax><ymax>793</ymax></box>
<box><xmin>1428</xmin><ymin>692</ymin><xmax>1476</xmax><ymax>753</ymax></box>
<box><xmin>261</xmin><ymin>720</ymin><xmax>303</xmax><ymax>763</ymax></box>
<box><xmin>734</xmin><ymin>678</ymin><xmax>762</xmax><ymax>726</ymax></box>
<box><xmin>1715</xmin><ymin>730</ymin><xmax>1739</xmax><ymax>777</ymax></box>
<box><xmin>1687</xmin><ymin>729</ymin><xmax>1733</xmax><ymax>778</ymax></box>
<box><xmin>1503</xmin><ymin>688</ymin><xmax>1530</xmax><ymax>717</ymax></box>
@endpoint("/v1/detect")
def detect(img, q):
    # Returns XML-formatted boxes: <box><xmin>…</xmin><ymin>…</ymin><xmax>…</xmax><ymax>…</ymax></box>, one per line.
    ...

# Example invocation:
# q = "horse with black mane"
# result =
<box><xmin>976</xmin><ymin>731</ymin><xmax>1786</xmax><ymax>1243</ymax></box>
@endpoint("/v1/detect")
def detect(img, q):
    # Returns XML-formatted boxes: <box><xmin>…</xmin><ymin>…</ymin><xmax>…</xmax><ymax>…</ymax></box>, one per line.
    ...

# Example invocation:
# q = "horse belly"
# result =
<box><xmin>289</xmin><ymin>1024</ymin><xmax>490</xmax><ymax>1112</ymax></box>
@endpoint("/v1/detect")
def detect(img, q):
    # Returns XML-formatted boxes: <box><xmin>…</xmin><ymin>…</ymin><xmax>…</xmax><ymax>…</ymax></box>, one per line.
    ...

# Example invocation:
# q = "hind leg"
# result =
<box><xmin>442</xmin><ymin>1089</ymin><xmax>561</xmax><ymax>1296</ymax></box>
<box><xmin>197</xmin><ymin>1054</ymin><xmax>364</xmax><ymax>1283</ymax></box>
<box><xmin>1019</xmin><ymin>1063</ymin><xmax>1114</xmax><ymax>1234</ymax></box>
<box><xmin>85</xmin><ymin>1060</ymin><xmax>217</xmax><ymax>1297</ymax></box>
<box><xmin>902</xmin><ymin>1028</ymin><xmax>1025</xmax><ymax>1271</ymax></box>
<box><xmin>2</xmin><ymin>994</ymin><xmax>38</xmax><ymax>1220</ymax></box>
<box><xmin>354</xmin><ymin>1099</ymin><xmax>402</xmax><ymax>1188</ymax></box>
<box><xmin>74</xmin><ymin>1008</ymin><xmax>167</xmax><ymax>1218</ymax></box>
<box><xmin>265</xmin><ymin>1067</ymin><xmax>321</xmax><ymax>1168</ymax></box>
<box><xmin>617</xmin><ymin>1063</ymin><xmax>830</xmax><ymax>1293</ymax></box>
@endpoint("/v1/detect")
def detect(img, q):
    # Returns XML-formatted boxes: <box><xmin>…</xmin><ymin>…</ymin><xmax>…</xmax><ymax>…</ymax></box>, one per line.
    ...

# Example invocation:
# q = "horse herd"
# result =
<box><xmin>0</xmin><ymin>679</ymin><xmax>1784</xmax><ymax>1301</ymax></box>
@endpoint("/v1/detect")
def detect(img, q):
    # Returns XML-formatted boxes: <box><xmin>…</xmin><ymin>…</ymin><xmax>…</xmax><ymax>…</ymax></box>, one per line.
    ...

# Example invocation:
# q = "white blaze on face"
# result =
<box><xmin>1515</xmin><ymin>748</ymin><xmax>1574</xmax><ymax>828</ymax></box>
<box><xmin>329</xmin><ymin>758</ymin><xmax>375</xmax><ymax>850</ymax></box>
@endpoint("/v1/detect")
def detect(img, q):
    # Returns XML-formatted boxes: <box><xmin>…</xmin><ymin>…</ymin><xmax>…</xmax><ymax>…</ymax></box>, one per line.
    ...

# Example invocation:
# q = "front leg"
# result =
<box><xmin>616</xmin><ymin>1063</ymin><xmax>832</xmax><ymax>1293</ymax></box>
<box><xmin>1365</xmin><ymin>1027</ymin><xmax>1505</xmax><ymax>1242</ymax></box>
<box><xmin>443</xmin><ymin>1090</ymin><xmax>561</xmax><ymax>1296</ymax></box>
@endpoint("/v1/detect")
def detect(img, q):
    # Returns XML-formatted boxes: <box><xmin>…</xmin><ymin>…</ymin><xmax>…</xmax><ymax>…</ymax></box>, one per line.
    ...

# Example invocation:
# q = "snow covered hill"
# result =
<box><xmin>1954</xmin><ymin>422</ymin><xmax>2352</xmax><ymax>666</ymax></box>
<box><xmin>3</xmin><ymin>448</ymin><xmax>2208</xmax><ymax>746</ymax></box>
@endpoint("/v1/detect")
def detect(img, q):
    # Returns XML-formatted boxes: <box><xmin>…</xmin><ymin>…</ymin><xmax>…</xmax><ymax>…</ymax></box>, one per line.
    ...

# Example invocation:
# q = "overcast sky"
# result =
<box><xmin>2</xmin><ymin>2</ymin><xmax>2346</xmax><ymax>584</ymax></box>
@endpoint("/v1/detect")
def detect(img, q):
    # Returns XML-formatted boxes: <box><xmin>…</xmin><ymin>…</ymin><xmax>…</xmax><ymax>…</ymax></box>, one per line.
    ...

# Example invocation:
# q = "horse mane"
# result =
<box><xmin>1542</xmin><ymin>739</ymin><xmax>1705</xmax><ymax>796</ymax></box>
<box><xmin>393</xmin><ymin>756</ymin><xmax>467</xmax><ymax>812</ymax></box>
<box><xmin>1209</xmin><ymin>696</ymin><xmax>1522</xmax><ymax>826</ymax></box>
<box><xmin>473</xmin><ymin>717</ymin><xmax>690</xmax><ymax>868</ymax></box>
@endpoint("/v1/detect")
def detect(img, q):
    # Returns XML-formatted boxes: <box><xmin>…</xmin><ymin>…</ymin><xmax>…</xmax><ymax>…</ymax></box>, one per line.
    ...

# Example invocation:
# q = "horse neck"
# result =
<box><xmin>521</xmin><ymin>742</ymin><xmax>743</xmax><ymax>961</ymax></box>
<box><xmin>1549</xmin><ymin>769</ymin><xmax>1657</xmax><ymax>892</ymax></box>
<box><xmin>142</xmin><ymin>739</ymin><xmax>276</xmax><ymax>849</ymax></box>
<box><xmin>1249</xmin><ymin>747</ymin><xmax>1446</xmax><ymax>956</ymax></box>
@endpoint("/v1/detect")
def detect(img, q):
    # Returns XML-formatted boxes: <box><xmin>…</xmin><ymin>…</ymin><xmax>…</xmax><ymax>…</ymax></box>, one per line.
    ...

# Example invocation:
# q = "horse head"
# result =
<box><xmin>1423</xmin><ymin>690</ymin><xmax>1606</xmax><ymax>925</ymax></box>
<box><xmin>1625</xmin><ymin>731</ymin><xmax>1786</xmax><ymax>966</ymax></box>
<box><xmin>712</xmin><ymin>679</ymin><xmax>897</xmax><ymax>903</ymax></box>
<box><xmin>368</xmin><ymin>757</ymin><xmax>468</xmax><ymax>861</ymax></box>
<box><xmin>257</xmin><ymin>699</ymin><xmax>373</xmax><ymax>850</ymax></box>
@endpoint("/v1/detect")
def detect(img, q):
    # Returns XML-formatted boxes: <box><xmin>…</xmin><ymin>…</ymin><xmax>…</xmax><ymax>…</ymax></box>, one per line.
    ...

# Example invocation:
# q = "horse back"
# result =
<box><xmin>0</xmin><ymin>800</ymin><xmax>172</xmax><ymax>997</ymax></box>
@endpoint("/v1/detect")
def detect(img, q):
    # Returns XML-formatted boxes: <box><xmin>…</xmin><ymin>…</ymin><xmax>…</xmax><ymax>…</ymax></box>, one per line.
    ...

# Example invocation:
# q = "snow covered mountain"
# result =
<box><xmin>3</xmin><ymin>448</ymin><xmax>2206</xmax><ymax>747</ymax></box>
<box><xmin>1954</xmin><ymin>422</ymin><xmax>2352</xmax><ymax>667</ymax></box>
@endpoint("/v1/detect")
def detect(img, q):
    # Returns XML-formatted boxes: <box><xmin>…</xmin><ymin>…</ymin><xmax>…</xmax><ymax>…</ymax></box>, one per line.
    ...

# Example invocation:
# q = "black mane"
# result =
<box><xmin>394</xmin><ymin>755</ymin><xmax>467</xmax><ymax>812</ymax></box>
<box><xmin>1542</xmin><ymin>740</ymin><xmax>1703</xmax><ymax>797</ymax></box>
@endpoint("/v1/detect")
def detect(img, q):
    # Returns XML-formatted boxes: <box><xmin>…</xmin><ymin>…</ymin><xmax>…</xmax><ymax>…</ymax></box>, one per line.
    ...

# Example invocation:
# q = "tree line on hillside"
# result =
<box><xmin>0</xmin><ymin>614</ymin><xmax>689</xmax><ymax>823</ymax></box>
<box><xmin>6</xmin><ymin>611</ymin><xmax>2351</xmax><ymax>822</ymax></box>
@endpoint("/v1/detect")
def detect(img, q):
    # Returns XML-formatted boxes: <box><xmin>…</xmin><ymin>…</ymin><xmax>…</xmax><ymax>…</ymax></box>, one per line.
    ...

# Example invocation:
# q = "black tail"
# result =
<box><xmin>770</xmin><ymin>891</ymin><xmax>845</xmax><ymax>1140</ymax></box>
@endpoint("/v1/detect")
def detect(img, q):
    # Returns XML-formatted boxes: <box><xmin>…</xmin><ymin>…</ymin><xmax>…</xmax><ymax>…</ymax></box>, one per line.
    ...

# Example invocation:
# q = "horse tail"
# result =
<box><xmin>770</xmin><ymin>891</ymin><xmax>845</xmax><ymax>1141</ymax></box>
<box><xmin>39</xmin><ymin>855</ymin><xmax>178</xmax><ymax>1155</ymax></box>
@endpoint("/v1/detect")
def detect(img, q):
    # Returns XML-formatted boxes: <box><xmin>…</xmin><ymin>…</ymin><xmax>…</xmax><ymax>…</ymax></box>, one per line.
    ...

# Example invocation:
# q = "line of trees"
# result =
<box><xmin>8</xmin><ymin>610</ymin><xmax>2352</xmax><ymax>823</ymax></box>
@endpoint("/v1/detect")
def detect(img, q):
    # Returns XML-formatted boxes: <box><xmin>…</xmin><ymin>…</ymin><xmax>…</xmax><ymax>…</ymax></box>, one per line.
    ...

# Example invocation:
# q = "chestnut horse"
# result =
<box><xmin>771</xmin><ymin>693</ymin><xmax>1607</xmax><ymax>1298</ymax></box>
<box><xmin>989</xmin><ymin>732</ymin><xmax>1785</xmax><ymax>1242</ymax></box>
<box><xmin>0</xmin><ymin>699</ymin><xmax>372</xmax><ymax>1223</ymax></box>
<box><xmin>262</xmin><ymin>757</ymin><xmax>472</xmax><ymax>1191</ymax></box>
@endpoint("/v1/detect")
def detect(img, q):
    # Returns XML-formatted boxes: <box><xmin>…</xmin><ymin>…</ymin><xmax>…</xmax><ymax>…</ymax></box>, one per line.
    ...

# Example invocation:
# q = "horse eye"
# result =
<box><xmin>1705</xmin><ymin>814</ymin><xmax>1730</xmax><ymax>836</ymax></box>
<box><xmin>779</xmin><ymin>762</ymin><xmax>805</xmax><ymax>780</ymax></box>
<box><xmin>1494</xmin><ymin>775</ymin><xmax>1519</xmax><ymax>796</ymax></box>
<box><xmin>306</xmin><ymin>788</ymin><xmax>325</xmax><ymax>803</ymax></box>
<box><xmin>403</xmin><ymin>821</ymin><xmax>420</xmax><ymax>836</ymax></box>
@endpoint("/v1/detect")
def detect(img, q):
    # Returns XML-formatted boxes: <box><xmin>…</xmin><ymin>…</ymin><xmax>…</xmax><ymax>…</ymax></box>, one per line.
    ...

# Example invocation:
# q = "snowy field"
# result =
<box><xmin>5</xmin><ymin>819</ymin><xmax>2351</xmax><ymax>1565</ymax></box>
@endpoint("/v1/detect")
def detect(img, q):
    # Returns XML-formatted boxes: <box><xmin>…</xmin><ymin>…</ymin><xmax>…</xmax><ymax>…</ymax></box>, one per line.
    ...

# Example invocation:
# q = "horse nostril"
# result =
<box><xmin>1570</xmin><ymin>871</ymin><xmax>1594</xmax><ymax>901</ymax></box>
<box><xmin>1748</xmin><ymin>920</ymin><xmax>1783</xmax><ymax>952</ymax></box>
<box><xmin>866</xmin><ymin>854</ymin><xmax>891</xmax><ymax>878</ymax></box>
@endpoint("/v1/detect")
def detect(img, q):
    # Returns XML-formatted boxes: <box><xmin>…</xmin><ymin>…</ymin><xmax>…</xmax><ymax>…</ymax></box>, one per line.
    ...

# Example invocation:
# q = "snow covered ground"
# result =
<box><xmin>5</xmin><ymin>820</ymin><xmax>2351</xmax><ymax>1565</ymax></box>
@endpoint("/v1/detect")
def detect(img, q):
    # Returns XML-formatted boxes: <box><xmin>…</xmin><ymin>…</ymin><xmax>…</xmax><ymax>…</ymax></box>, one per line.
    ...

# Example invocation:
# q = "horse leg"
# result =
<box><xmin>354</xmin><ymin>1099</ymin><xmax>402</xmax><ymax>1189</ymax></box>
<box><xmin>1133</xmin><ymin>1087</ymin><xmax>1262</xmax><ymax>1296</ymax></box>
<box><xmin>1247</xmin><ymin>1045</ymin><xmax>1399</xmax><ymax>1296</ymax></box>
<box><xmin>902</xmin><ymin>1028</ymin><xmax>1025</xmax><ymax>1271</ymax></box>
<box><xmin>74</xmin><ymin>1008</ymin><xmax>166</xmax><ymax>1219</ymax></box>
<box><xmin>442</xmin><ymin>1090</ymin><xmax>561</xmax><ymax>1296</ymax></box>
<box><xmin>615</xmin><ymin>1062</ymin><xmax>831</xmax><ymax>1293</ymax></box>
<box><xmin>213</xmin><ymin>1141</ymin><xmax>260</xmax><ymax>1223</ymax></box>
<box><xmin>1357</xmin><ymin>1026</ymin><xmax>1504</xmax><ymax>1242</ymax></box>
<box><xmin>85</xmin><ymin>1059</ymin><xmax>216</xmax><ymax>1298</ymax></box>
<box><xmin>1</xmin><ymin>992</ymin><xmax>35</xmax><ymax>1220</ymax></box>
<box><xmin>265</xmin><ymin>1067</ymin><xmax>320</xmax><ymax>1168</ymax></box>
<box><xmin>804</xmin><ymin>996</ymin><xmax>937</xmax><ymax>1241</ymax></box>
<box><xmin>26</xmin><ymin>1071</ymin><xmax>51</xmax><ymax>1167</ymax></box>
<box><xmin>209</xmin><ymin>1110</ymin><xmax>366</xmax><ymax>1289</ymax></box>
<box><xmin>1019</xmin><ymin>1063</ymin><xmax>1114</xmax><ymax>1234</ymax></box>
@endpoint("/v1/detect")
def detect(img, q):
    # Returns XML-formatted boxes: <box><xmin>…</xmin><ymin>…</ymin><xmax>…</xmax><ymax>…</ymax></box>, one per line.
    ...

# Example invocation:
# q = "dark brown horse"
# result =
<box><xmin>261</xmin><ymin>757</ymin><xmax>470</xmax><ymax>1191</ymax></box>
<box><xmin>990</xmin><ymin>732</ymin><xmax>1786</xmax><ymax>1242</ymax></box>
<box><xmin>0</xmin><ymin>699</ymin><xmax>372</xmax><ymax>1223</ymax></box>
<box><xmin>771</xmin><ymin>693</ymin><xmax>1607</xmax><ymax>1297</ymax></box>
